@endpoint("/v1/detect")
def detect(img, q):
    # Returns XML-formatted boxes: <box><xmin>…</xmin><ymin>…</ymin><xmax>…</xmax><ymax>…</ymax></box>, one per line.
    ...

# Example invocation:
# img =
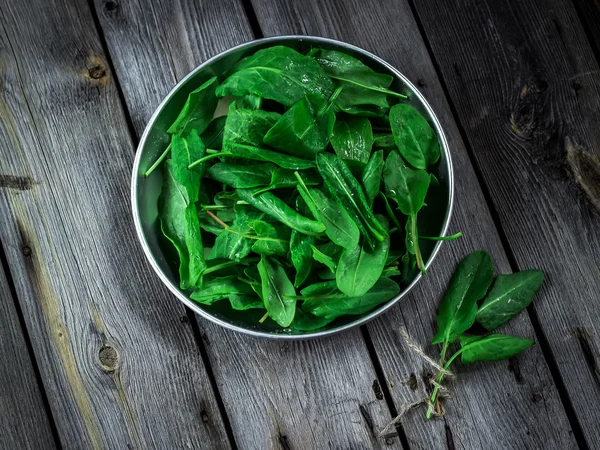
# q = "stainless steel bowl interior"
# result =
<box><xmin>132</xmin><ymin>36</ymin><xmax>454</xmax><ymax>339</ymax></box>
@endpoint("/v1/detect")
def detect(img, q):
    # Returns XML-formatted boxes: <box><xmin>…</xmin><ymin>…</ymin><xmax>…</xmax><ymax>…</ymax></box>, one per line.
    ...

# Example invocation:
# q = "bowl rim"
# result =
<box><xmin>131</xmin><ymin>35</ymin><xmax>454</xmax><ymax>340</ymax></box>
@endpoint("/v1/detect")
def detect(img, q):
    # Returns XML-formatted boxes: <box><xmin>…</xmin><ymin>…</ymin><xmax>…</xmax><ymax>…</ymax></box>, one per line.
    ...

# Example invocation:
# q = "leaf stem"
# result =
<box><xmin>144</xmin><ymin>143</ymin><xmax>171</xmax><ymax>177</ymax></box>
<box><xmin>203</xmin><ymin>257</ymin><xmax>260</xmax><ymax>276</ymax></box>
<box><xmin>411</xmin><ymin>214</ymin><xmax>425</xmax><ymax>275</ymax></box>
<box><xmin>319</xmin><ymin>85</ymin><xmax>344</xmax><ymax>116</ymax></box>
<box><xmin>426</xmin><ymin>345</ymin><xmax>467</xmax><ymax>419</ymax></box>
<box><xmin>205</xmin><ymin>211</ymin><xmax>288</xmax><ymax>244</ymax></box>
<box><xmin>200</xmin><ymin>204</ymin><xmax>229</xmax><ymax>211</ymax></box>
<box><xmin>420</xmin><ymin>232</ymin><xmax>463</xmax><ymax>241</ymax></box>
<box><xmin>329</xmin><ymin>75</ymin><xmax>408</xmax><ymax>99</ymax></box>
<box><xmin>379</xmin><ymin>192</ymin><xmax>401</xmax><ymax>230</ymax></box>
<box><xmin>189</xmin><ymin>151</ymin><xmax>233</xmax><ymax>169</ymax></box>
<box><xmin>258</xmin><ymin>311</ymin><xmax>269</xmax><ymax>323</ymax></box>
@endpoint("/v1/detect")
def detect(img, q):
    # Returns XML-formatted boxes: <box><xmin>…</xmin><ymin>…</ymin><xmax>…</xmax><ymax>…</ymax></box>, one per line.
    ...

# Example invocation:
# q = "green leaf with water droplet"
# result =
<box><xmin>476</xmin><ymin>270</ymin><xmax>544</xmax><ymax>331</ymax></box>
<box><xmin>432</xmin><ymin>251</ymin><xmax>494</xmax><ymax>345</ymax></box>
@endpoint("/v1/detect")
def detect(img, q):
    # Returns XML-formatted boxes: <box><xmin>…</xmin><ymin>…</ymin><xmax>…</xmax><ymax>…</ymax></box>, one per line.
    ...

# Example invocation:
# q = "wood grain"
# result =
<box><xmin>0</xmin><ymin>263</ymin><xmax>57</xmax><ymax>449</ymax></box>
<box><xmin>0</xmin><ymin>0</ymin><xmax>231</xmax><ymax>448</ymax></box>
<box><xmin>91</xmin><ymin>0</ymin><xmax>402</xmax><ymax>448</ymax></box>
<box><xmin>248</xmin><ymin>0</ymin><xmax>576</xmax><ymax>448</ymax></box>
<box><xmin>409</xmin><ymin>0</ymin><xmax>600</xmax><ymax>446</ymax></box>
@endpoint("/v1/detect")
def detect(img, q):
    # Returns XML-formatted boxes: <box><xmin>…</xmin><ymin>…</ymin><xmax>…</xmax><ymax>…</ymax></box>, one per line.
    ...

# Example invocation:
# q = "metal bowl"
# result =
<box><xmin>132</xmin><ymin>35</ymin><xmax>454</xmax><ymax>339</ymax></box>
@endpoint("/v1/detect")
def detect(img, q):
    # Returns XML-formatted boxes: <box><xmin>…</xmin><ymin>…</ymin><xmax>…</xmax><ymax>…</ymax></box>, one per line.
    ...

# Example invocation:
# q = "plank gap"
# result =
<box><xmin>0</xmin><ymin>237</ymin><xmax>64</xmax><ymax>450</ymax></box>
<box><xmin>240</xmin><ymin>0</ymin><xmax>264</xmax><ymax>39</ymax></box>
<box><xmin>360</xmin><ymin>326</ymin><xmax>411</xmax><ymax>449</ymax></box>
<box><xmin>571</xmin><ymin>0</ymin><xmax>600</xmax><ymax>70</ymax></box>
<box><xmin>403</xmin><ymin>0</ymin><xmax>590</xmax><ymax>447</ymax></box>
<box><xmin>186</xmin><ymin>308</ymin><xmax>239</xmax><ymax>450</ymax></box>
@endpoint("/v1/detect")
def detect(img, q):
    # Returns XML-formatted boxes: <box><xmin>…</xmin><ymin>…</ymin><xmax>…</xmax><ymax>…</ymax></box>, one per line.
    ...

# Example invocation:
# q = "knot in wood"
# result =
<box><xmin>105</xmin><ymin>1</ymin><xmax>118</xmax><ymax>11</ymax></box>
<box><xmin>200</xmin><ymin>411</ymin><xmax>209</xmax><ymax>423</ymax></box>
<box><xmin>21</xmin><ymin>246</ymin><xmax>32</xmax><ymax>256</ymax></box>
<box><xmin>88</xmin><ymin>65</ymin><xmax>106</xmax><ymax>80</ymax></box>
<box><xmin>99</xmin><ymin>345</ymin><xmax>119</xmax><ymax>371</ymax></box>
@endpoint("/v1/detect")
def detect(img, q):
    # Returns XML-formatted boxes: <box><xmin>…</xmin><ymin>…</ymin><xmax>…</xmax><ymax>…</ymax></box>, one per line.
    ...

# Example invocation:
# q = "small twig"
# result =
<box><xmin>206</xmin><ymin>210</ymin><xmax>229</xmax><ymax>229</ymax></box>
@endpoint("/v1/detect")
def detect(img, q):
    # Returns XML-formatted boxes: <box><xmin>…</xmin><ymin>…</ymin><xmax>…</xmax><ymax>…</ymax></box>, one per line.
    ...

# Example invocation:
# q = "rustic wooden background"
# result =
<box><xmin>1</xmin><ymin>0</ymin><xmax>599</xmax><ymax>448</ymax></box>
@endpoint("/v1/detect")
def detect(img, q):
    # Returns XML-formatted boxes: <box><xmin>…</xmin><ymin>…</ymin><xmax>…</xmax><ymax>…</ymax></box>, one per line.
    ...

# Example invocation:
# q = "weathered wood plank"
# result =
<box><xmin>248</xmin><ymin>0</ymin><xmax>576</xmax><ymax>448</ymax></box>
<box><xmin>0</xmin><ymin>262</ymin><xmax>57</xmax><ymax>449</ymax></box>
<box><xmin>91</xmin><ymin>0</ymin><xmax>401</xmax><ymax>448</ymax></box>
<box><xmin>408</xmin><ymin>0</ymin><xmax>600</xmax><ymax>446</ymax></box>
<box><xmin>0</xmin><ymin>0</ymin><xmax>231</xmax><ymax>448</ymax></box>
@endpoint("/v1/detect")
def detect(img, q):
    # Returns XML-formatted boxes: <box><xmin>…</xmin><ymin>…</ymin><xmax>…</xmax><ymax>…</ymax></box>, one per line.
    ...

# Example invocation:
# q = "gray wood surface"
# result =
<box><xmin>248</xmin><ymin>0</ymin><xmax>576</xmax><ymax>448</ymax></box>
<box><xmin>0</xmin><ymin>0</ymin><xmax>231</xmax><ymax>448</ymax></box>
<box><xmin>91</xmin><ymin>0</ymin><xmax>401</xmax><ymax>448</ymax></box>
<box><xmin>0</xmin><ymin>264</ymin><xmax>57</xmax><ymax>449</ymax></box>
<box><xmin>409</xmin><ymin>0</ymin><xmax>600</xmax><ymax>446</ymax></box>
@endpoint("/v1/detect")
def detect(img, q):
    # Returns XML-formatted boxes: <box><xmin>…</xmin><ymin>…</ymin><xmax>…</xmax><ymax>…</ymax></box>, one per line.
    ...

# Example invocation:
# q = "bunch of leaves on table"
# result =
<box><xmin>427</xmin><ymin>250</ymin><xmax>544</xmax><ymax>417</ymax></box>
<box><xmin>147</xmin><ymin>44</ymin><xmax>451</xmax><ymax>331</ymax></box>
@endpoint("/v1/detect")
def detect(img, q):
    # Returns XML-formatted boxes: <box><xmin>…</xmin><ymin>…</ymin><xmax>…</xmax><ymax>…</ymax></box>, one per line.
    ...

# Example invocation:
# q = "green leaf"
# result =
<box><xmin>290</xmin><ymin>308</ymin><xmax>335</xmax><ymax>331</ymax></box>
<box><xmin>223</xmin><ymin>105</ymin><xmax>280</xmax><ymax>151</ymax></box>
<box><xmin>313</xmin><ymin>49</ymin><xmax>403</xmax><ymax>113</ymax></box>
<box><xmin>168</xmin><ymin>77</ymin><xmax>218</xmax><ymax>135</ymax></box>
<box><xmin>330</xmin><ymin>117</ymin><xmax>373</xmax><ymax>168</ymax></box>
<box><xmin>383</xmin><ymin>150</ymin><xmax>430</xmax><ymax>273</ymax></box>
<box><xmin>361</xmin><ymin>150</ymin><xmax>384</xmax><ymax>207</ymax></box>
<box><xmin>170</xmin><ymin>131</ymin><xmax>206</xmax><ymax>201</ymax></box>
<box><xmin>381</xmin><ymin>265</ymin><xmax>401</xmax><ymax>278</ymax></box>
<box><xmin>432</xmin><ymin>251</ymin><xmax>494</xmax><ymax>345</ymax></box>
<box><xmin>216</xmin><ymin>46</ymin><xmax>334</xmax><ymax>107</ymax></box>
<box><xmin>373</xmin><ymin>133</ymin><xmax>395</xmax><ymax>149</ymax></box>
<box><xmin>226</xmin><ymin>142</ymin><xmax>315</xmax><ymax>170</ymax></box>
<box><xmin>252</xmin><ymin>167</ymin><xmax>320</xmax><ymax>196</ymax></box>
<box><xmin>237</xmin><ymin>189</ymin><xmax>325</xmax><ymax>236</ymax></box>
<box><xmin>336</xmin><ymin>216</ymin><xmax>390</xmax><ymax>296</ymax></box>
<box><xmin>383</xmin><ymin>150</ymin><xmax>430</xmax><ymax>217</ymax></box>
<box><xmin>201</xmin><ymin>116</ymin><xmax>227</xmax><ymax>150</ymax></box>
<box><xmin>316</xmin><ymin>153</ymin><xmax>388</xmax><ymax>247</ymax></box>
<box><xmin>459</xmin><ymin>334</ymin><xmax>535</xmax><ymax>364</ymax></box>
<box><xmin>295</xmin><ymin>173</ymin><xmax>359</xmax><ymax>249</ymax></box>
<box><xmin>229</xmin><ymin>294</ymin><xmax>265</xmax><ymax>311</ymax></box>
<box><xmin>476</xmin><ymin>270</ymin><xmax>545</xmax><ymax>331</ymax></box>
<box><xmin>207</xmin><ymin>204</ymin><xmax>263</xmax><ymax>261</ymax></box>
<box><xmin>208</xmin><ymin>162</ymin><xmax>274</xmax><ymax>188</ymax></box>
<box><xmin>336</xmin><ymin>82</ymin><xmax>389</xmax><ymax>117</ymax></box>
<box><xmin>190</xmin><ymin>275</ymin><xmax>254</xmax><ymax>304</ymax></box>
<box><xmin>314</xmin><ymin>49</ymin><xmax>394</xmax><ymax>91</ymax></box>
<box><xmin>238</xmin><ymin>94</ymin><xmax>263</xmax><ymax>110</ymax></box>
<box><xmin>159</xmin><ymin>159</ymin><xmax>206</xmax><ymax>289</ymax></box>
<box><xmin>258</xmin><ymin>255</ymin><xmax>296</xmax><ymax>327</ymax></box>
<box><xmin>251</xmin><ymin>220</ymin><xmax>291</xmax><ymax>256</ymax></box>
<box><xmin>389</xmin><ymin>104</ymin><xmax>440</xmax><ymax>169</ymax></box>
<box><xmin>263</xmin><ymin>96</ymin><xmax>336</xmax><ymax>157</ymax></box>
<box><xmin>301</xmin><ymin>277</ymin><xmax>400</xmax><ymax>319</ymax></box>
<box><xmin>311</xmin><ymin>245</ymin><xmax>337</xmax><ymax>273</ymax></box>
<box><xmin>290</xmin><ymin>230</ymin><xmax>314</xmax><ymax>287</ymax></box>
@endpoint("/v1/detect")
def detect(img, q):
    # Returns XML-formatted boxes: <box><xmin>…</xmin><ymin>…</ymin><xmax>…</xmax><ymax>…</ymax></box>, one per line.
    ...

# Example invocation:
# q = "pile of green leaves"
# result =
<box><xmin>427</xmin><ymin>250</ymin><xmax>544</xmax><ymax>417</ymax></box>
<box><xmin>147</xmin><ymin>45</ymin><xmax>450</xmax><ymax>331</ymax></box>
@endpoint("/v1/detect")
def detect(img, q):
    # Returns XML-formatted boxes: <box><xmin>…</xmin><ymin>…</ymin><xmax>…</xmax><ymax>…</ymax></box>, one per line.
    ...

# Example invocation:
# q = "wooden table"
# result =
<box><xmin>1</xmin><ymin>0</ymin><xmax>599</xmax><ymax>448</ymax></box>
